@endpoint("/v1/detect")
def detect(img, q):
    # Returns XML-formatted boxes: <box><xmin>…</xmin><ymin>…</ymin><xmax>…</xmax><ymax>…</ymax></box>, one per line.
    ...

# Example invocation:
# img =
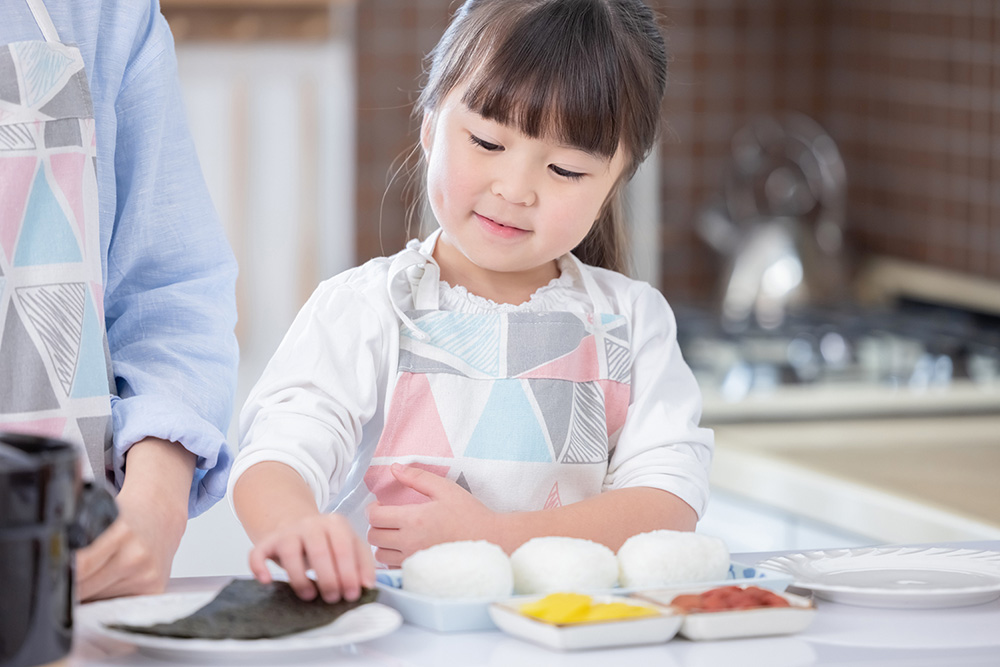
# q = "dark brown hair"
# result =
<box><xmin>413</xmin><ymin>0</ymin><xmax>668</xmax><ymax>273</ymax></box>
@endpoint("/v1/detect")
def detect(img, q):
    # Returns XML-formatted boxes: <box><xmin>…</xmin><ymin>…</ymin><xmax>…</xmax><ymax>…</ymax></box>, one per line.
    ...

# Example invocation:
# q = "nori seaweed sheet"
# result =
<box><xmin>107</xmin><ymin>579</ymin><xmax>378</xmax><ymax>640</ymax></box>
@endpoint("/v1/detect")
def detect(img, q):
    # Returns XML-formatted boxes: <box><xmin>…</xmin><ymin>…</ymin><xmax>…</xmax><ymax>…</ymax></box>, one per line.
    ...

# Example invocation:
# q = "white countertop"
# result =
<box><xmin>709</xmin><ymin>415</ymin><xmax>1000</xmax><ymax>544</ymax></box>
<box><xmin>69</xmin><ymin>541</ymin><xmax>1000</xmax><ymax>667</ymax></box>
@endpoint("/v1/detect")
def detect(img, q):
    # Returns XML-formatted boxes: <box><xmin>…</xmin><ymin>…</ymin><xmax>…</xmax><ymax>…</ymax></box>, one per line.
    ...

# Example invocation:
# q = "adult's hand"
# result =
<box><xmin>76</xmin><ymin>437</ymin><xmax>194</xmax><ymax>602</ymax></box>
<box><xmin>366</xmin><ymin>463</ymin><xmax>499</xmax><ymax>567</ymax></box>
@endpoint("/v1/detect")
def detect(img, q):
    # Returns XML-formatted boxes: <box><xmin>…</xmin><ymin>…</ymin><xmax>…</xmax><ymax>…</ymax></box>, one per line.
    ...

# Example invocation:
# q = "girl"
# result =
<box><xmin>230</xmin><ymin>0</ymin><xmax>714</xmax><ymax>604</ymax></box>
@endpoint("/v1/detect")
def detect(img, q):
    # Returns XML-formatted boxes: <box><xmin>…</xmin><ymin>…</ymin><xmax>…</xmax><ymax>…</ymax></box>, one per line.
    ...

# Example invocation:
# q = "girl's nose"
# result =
<box><xmin>490</xmin><ymin>169</ymin><xmax>536</xmax><ymax>206</ymax></box>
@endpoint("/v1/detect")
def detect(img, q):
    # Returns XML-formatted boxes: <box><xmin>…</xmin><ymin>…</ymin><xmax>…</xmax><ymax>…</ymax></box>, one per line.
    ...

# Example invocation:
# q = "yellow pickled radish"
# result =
<box><xmin>519</xmin><ymin>593</ymin><xmax>592</xmax><ymax>623</ymax></box>
<box><xmin>519</xmin><ymin>593</ymin><xmax>659</xmax><ymax>624</ymax></box>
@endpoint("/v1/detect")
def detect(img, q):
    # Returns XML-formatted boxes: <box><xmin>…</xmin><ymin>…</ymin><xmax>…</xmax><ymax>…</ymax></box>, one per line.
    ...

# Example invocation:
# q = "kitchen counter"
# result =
<box><xmin>709</xmin><ymin>415</ymin><xmax>1000</xmax><ymax>544</ymax></box>
<box><xmin>68</xmin><ymin>541</ymin><xmax>1000</xmax><ymax>666</ymax></box>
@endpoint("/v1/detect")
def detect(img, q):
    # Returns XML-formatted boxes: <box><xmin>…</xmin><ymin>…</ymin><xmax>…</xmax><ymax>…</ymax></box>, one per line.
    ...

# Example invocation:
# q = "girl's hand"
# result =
<box><xmin>366</xmin><ymin>463</ymin><xmax>499</xmax><ymax>567</ymax></box>
<box><xmin>248</xmin><ymin>514</ymin><xmax>375</xmax><ymax>603</ymax></box>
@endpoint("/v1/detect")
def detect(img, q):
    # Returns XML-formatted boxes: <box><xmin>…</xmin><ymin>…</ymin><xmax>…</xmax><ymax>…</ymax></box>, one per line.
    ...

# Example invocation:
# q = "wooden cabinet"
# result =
<box><xmin>160</xmin><ymin>0</ymin><xmax>355</xmax><ymax>42</ymax></box>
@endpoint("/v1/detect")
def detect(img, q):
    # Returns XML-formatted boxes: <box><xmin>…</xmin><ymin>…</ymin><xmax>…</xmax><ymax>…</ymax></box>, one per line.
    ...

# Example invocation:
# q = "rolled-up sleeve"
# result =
<box><xmin>603</xmin><ymin>283</ymin><xmax>714</xmax><ymax>518</ymax></box>
<box><xmin>103</xmin><ymin>11</ymin><xmax>239</xmax><ymax>517</ymax></box>
<box><xmin>230</xmin><ymin>281</ymin><xmax>385</xmax><ymax>512</ymax></box>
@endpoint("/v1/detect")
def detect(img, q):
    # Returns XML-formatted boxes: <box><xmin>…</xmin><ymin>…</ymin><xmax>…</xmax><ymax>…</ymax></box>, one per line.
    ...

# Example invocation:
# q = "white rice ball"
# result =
<box><xmin>510</xmin><ymin>536</ymin><xmax>619</xmax><ymax>595</ymax></box>
<box><xmin>617</xmin><ymin>530</ymin><xmax>730</xmax><ymax>588</ymax></box>
<box><xmin>401</xmin><ymin>540</ymin><xmax>513</xmax><ymax>598</ymax></box>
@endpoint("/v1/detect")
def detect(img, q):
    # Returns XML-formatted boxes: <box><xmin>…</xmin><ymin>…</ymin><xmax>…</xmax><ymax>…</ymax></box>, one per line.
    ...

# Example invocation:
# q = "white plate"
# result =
<box><xmin>757</xmin><ymin>547</ymin><xmax>1000</xmax><ymax>608</ymax></box>
<box><xmin>631</xmin><ymin>586</ymin><xmax>817</xmax><ymax>640</ymax></box>
<box><xmin>488</xmin><ymin>594</ymin><xmax>682</xmax><ymax>650</ymax></box>
<box><xmin>375</xmin><ymin>560</ymin><xmax>792</xmax><ymax>632</ymax></box>
<box><xmin>78</xmin><ymin>590</ymin><xmax>403</xmax><ymax>661</ymax></box>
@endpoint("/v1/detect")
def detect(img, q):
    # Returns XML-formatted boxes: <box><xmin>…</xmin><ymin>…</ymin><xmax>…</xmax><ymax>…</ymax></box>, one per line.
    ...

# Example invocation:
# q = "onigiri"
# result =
<box><xmin>511</xmin><ymin>536</ymin><xmax>619</xmax><ymax>595</ymax></box>
<box><xmin>401</xmin><ymin>540</ymin><xmax>513</xmax><ymax>598</ymax></box>
<box><xmin>617</xmin><ymin>530</ymin><xmax>730</xmax><ymax>588</ymax></box>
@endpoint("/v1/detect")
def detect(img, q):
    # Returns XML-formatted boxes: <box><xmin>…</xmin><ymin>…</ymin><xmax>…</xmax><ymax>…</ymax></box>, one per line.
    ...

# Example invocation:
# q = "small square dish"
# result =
<box><xmin>632</xmin><ymin>585</ymin><xmax>817</xmax><ymax>641</ymax></box>
<box><xmin>488</xmin><ymin>594</ymin><xmax>682</xmax><ymax>651</ymax></box>
<box><xmin>374</xmin><ymin>561</ymin><xmax>792</xmax><ymax>633</ymax></box>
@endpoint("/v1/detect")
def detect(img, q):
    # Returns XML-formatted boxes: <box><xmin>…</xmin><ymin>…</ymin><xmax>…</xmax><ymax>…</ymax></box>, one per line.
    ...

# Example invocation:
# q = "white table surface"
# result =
<box><xmin>69</xmin><ymin>541</ymin><xmax>1000</xmax><ymax>667</ymax></box>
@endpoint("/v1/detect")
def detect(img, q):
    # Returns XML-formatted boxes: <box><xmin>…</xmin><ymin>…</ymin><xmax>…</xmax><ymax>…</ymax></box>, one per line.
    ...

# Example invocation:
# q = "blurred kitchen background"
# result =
<box><xmin>162</xmin><ymin>0</ymin><xmax>1000</xmax><ymax>576</ymax></box>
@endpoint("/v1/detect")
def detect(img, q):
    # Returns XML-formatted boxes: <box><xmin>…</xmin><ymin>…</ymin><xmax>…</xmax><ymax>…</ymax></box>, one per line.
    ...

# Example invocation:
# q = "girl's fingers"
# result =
<box><xmin>373</xmin><ymin>546</ymin><xmax>405</xmax><ymax>568</ymax></box>
<box><xmin>366</xmin><ymin>502</ymin><xmax>405</xmax><ymax>529</ymax></box>
<box><xmin>248</xmin><ymin>546</ymin><xmax>274</xmax><ymax>584</ymax></box>
<box><xmin>275</xmin><ymin>541</ymin><xmax>316</xmax><ymax>601</ymax></box>
<box><xmin>355</xmin><ymin>536</ymin><xmax>377</xmax><ymax>589</ymax></box>
<box><xmin>327</xmin><ymin>529</ymin><xmax>363</xmax><ymax>601</ymax></box>
<box><xmin>366</xmin><ymin>526</ymin><xmax>403</xmax><ymax>552</ymax></box>
<box><xmin>303</xmin><ymin>532</ymin><xmax>341</xmax><ymax>603</ymax></box>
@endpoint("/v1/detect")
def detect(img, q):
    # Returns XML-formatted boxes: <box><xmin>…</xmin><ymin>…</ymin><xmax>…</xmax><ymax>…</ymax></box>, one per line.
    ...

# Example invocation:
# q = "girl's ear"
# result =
<box><xmin>420</xmin><ymin>112</ymin><xmax>435</xmax><ymax>156</ymax></box>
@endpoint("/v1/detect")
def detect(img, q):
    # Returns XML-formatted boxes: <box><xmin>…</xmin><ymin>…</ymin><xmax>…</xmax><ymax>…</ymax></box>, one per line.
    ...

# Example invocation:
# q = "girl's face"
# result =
<box><xmin>422</xmin><ymin>84</ymin><xmax>627</xmax><ymax>302</ymax></box>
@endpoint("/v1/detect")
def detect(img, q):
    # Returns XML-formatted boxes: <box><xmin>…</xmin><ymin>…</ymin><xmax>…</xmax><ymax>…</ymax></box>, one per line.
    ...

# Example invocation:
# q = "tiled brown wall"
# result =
<box><xmin>355</xmin><ymin>0</ymin><xmax>1000</xmax><ymax>302</ymax></box>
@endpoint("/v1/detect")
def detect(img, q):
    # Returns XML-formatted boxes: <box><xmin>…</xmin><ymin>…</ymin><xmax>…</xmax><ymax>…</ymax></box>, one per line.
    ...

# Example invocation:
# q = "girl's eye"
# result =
<box><xmin>550</xmin><ymin>165</ymin><xmax>585</xmax><ymax>180</ymax></box>
<box><xmin>469</xmin><ymin>134</ymin><xmax>502</xmax><ymax>151</ymax></box>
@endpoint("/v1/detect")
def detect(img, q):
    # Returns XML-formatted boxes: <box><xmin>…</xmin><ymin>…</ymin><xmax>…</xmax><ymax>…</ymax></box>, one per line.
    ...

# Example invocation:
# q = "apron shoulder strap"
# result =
<box><xmin>26</xmin><ymin>0</ymin><xmax>60</xmax><ymax>43</ymax></box>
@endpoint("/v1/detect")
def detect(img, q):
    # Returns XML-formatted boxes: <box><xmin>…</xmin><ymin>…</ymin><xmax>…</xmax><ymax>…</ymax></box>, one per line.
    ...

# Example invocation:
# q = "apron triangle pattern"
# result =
<box><xmin>561</xmin><ymin>381</ymin><xmax>609</xmax><ymax>464</ymax></box>
<box><xmin>605</xmin><ymin>338</ymin><xmax>631</xmax><ymax>383</ymax></box>
<box><xmin>71</xmin><ymin>291</ymin><xmax>111</xmax><ymax>398</ymax></box>
<box><xmin>376</xmin><ymin>372</ymin><xmax>453</xmax><ymax>459</ymax></box>
<box><xmin>49</xmin><ymin>152</ymin><xmax>86</xmax><ymax>242</ymax></box>
<box><xmin>15</xmin><ymin>167</ymin><xmax>81</xmax><ymax>266</ymax></box>
<box><xmin>525</xmin><ymin>378</ymin><xmax>572</xmax><ymax>462</ymax></box>
<box><xmin>11</xmin><ymin>41</ymin><xmax>76</xmax><ymax>109</ymax></box>
<box><xmin>17</xmin><ymin>282</ymin><xmax>85</xmax><ymax>396</ymax></box>
<box><xmin>0</xmin><ymin>46</ymin><xmax>19</xmax><ymax>105</ymax></box>
<box><xmin>407</xmin><ymin>311</ymin><xmax>502</xmax><ymax>377</ymax></box>
<box><xmin>0</xmin><ymin>156</ymin><xmax>39</xmax><ymax>263</ymax></box>
<box><xmin>0</xmin><ymin>123</ymin><xmax>36</xmax><ymax>151</ymax></box>
<box><xmin>0</xmin><ymin>416</ymin><xmax>66</xmax><ymax>441</ymax></box>
<box><xmin>505</xmin><ymin>313</ymin><xmax>587</xmax><ymax>377</ymax></box>
<box><xmin>455</xmin><ymin>471</ymin><xmax>471</xmax><ymax>494</ymax></box>
<box><xmin>0</xmin><ymin>304</ymin><xmax>60</xmax><ymax>411</ymax></box>
<box><xmin>544</xmin><ymin>481</ymin><xmax>562</xmax><ymax>509</ymax></box>
<box><xmin>432</xmin><ymin>372</ymin><xmax>492</xmax><ymax>458</ymax></box>
<box><xmin>40</xmin><ymin>69</ymin><xmax>92</xmax><ymax>119</ymax></box>
<box><xmin>518</xmin><ymin>334</ymin><xmax>600</xmax><ymax>382</ymax></box>
<box><xmin>464</xmin><ymin>379</ymin><xmax>552</xmax><ymax>462</ymax></box>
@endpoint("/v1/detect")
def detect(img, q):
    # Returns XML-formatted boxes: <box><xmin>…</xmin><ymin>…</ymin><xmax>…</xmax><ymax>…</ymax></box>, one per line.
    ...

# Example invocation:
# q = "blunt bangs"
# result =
<box><xmin>461</xmin><ymin>2</ymin><xmax>624</xmax><ymax>160</ymax></box>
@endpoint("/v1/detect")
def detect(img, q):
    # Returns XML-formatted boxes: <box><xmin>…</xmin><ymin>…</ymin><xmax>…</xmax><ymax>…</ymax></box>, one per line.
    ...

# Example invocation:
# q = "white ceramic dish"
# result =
<box><xmin>756</xmin><ymin>547</ymin><xmax>1000</xmax><ymax>609</ymax></box>
<box><xmin>488</xmin><ymin>594</ymin><xmax>682</xmax><ymax>650</ymax></box>
<box><xmin>631</xmin><ymin>585</ymin><xmax>817</xmax><ymax>640</ymax></box>
<box><xmin>375</xmin><ymin>560</ymin><xmax>792</xmax><ymax>632</ymax></box>
<box><xmin>78</xmin><ymin>591</ymin><xmax>402</xmax><ymax>661</ymax></box>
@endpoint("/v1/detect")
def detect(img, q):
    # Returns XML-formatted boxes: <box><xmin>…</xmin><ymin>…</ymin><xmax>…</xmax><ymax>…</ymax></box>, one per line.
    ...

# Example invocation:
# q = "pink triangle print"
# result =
<box><xmin>599</xmin><ymin>379</ymin><xmax>631</xmax><ymax>438</ymax></box>
<box><xmin>0</xmin><ymin>156</ymin><xmax>39</xmax><ymax>263</ymax></box>
<box><xmin>0</xmin><ymin>417</ymin><xmax>67</xmax><ymax>441</ymax></box>
<box><xmin>49</xmin><ymin>152</ymin><xmax>87</xmax><ymax>241</ymax></box>
<box><xmin>544</xmin><ymin>482</ymin><xmax>562</xmax><ymax>509</ymax></box>
<box><xmin>375</xmin><ymin>372</ymin><xmax>453</xmax><ymax>459</ymax></box>
<box><xmin>519</xmin><ymin>335</ymin><xmax>600</xmax><ymax>382</ymax></box>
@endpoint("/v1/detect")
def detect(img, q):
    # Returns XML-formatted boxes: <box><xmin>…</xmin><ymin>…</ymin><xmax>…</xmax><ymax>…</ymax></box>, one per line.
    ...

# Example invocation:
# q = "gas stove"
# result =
<box><xmin>675</xmin><ymin>298</ymin><xmax>1000</xmax><ymax>424</ymax></box>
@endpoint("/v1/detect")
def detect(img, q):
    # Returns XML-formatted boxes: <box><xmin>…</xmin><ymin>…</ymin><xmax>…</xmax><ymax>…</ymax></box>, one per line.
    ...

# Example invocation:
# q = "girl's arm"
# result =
<box><xmin>367</xmin><ymin>464</ymin><xmax>696</xmax><ymax>566</ymax></box>
<box><xmin>234</xmin><ymin>461</ymin><xmax>375</xmax><ymax>602</ymax></box>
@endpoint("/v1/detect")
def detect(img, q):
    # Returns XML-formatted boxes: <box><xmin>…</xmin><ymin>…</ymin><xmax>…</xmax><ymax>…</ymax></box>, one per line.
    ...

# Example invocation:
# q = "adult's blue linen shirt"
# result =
<box><xmin>0</xmin><ymin>0</ymin><xmax>239</xmax><ymax>516</ymax></box>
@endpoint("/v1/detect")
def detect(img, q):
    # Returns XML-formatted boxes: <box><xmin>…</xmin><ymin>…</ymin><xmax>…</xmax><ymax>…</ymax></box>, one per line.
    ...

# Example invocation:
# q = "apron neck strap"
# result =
<box><xmin>26</xmin><ymin>0</ymin><xmax>60</xmax><ymax>43</ymax></box>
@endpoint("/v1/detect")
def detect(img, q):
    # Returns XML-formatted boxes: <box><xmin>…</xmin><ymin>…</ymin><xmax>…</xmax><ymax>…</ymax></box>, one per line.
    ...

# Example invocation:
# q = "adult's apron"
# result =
<box><xmin>0</xmin><ymin>0</ymin><xmax>113</xmax><ymax>482</ymax></box>
<box><xmin>363</xmin><ymin>237</ymin><xmax>633</xmax><ymax>513</ymax></box>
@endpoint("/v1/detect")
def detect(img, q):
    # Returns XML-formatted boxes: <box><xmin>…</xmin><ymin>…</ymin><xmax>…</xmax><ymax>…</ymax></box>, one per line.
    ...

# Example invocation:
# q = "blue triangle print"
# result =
<box><xmin>71</xmin><ymin>292</ymin><xmax>110</xmax><ymax>399</ymax></box>
<box><xmin>465</xmin><ymin>379</ymin><xmax>551</xmax><ymax>462</ymax></box>
<box><xmin>15</xmin><ymin>168</ymin><xmax>81</xmax><ymax>266</ymax></box>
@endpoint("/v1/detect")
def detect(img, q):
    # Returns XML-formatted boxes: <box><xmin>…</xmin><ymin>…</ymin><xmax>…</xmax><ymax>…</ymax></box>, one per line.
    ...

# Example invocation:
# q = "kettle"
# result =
<box><xmin>0</xmin><ymin>432</ymin><xmax>118</xmax><ymax>667</ymax></box>
<box><xmin>697</xmin><ymin>113</ymin><xmax>849</xmax><ymax>330</ymax></box>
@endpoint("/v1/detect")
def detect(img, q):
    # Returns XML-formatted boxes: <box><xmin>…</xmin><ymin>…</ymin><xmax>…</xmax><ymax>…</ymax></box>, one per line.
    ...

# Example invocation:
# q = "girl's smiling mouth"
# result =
<box><xmin>475</xmin><ymin>212</ymin><xmax>529</xmax><ymax>238</ymax></box>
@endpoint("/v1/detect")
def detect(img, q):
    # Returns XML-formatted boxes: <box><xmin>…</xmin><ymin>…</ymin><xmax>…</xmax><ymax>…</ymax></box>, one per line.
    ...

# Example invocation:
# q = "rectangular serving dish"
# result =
<box><xmin>631</xmin><ymin>585</ymin><xmax>817</xmax><ymax>641</ymax></box>
<box><xmin>488</xmin><ymin>594</ymin><xmax>682</xmax><ymax>650</ymax></box>
<box><xmin>375</xmin><ymin>561</ymin><xmax>792</xmax><ymax>632</ymax></box>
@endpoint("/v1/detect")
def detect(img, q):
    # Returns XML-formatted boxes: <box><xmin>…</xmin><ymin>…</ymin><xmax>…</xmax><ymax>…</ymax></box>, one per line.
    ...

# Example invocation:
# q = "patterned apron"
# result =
<box><xmin>0</xmin><ymin>0</ymin><xmax>113</xmax><ymax>482</ymax></box>
<box><xmin>363</xmin><ymin>240</ymin><xmax>633</xmax><ymax>513</ymax></box>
